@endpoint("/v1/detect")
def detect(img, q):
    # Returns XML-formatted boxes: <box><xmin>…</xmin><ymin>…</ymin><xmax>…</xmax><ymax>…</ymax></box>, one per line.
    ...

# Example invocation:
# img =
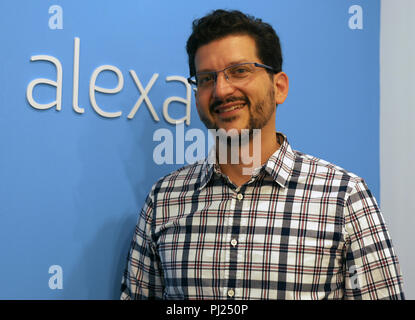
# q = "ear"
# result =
<box><xmin>273</xmin><ymin>72</ymin><xmax>289</xmax><ymax>105</ymax></box>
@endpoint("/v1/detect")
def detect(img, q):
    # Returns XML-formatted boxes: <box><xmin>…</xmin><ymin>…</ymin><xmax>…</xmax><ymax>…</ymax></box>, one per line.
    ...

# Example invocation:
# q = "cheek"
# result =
<box><xmin>195</xmin><ymin>93</ymin><xmax>210</xmax><ymax>113</ymax></box>
<box><xmin>195</xmin><ymin>90</ymin><xmax>204</xmax><ymax>108</ymax></box>
<box><xmin>194</xmin><ymin>91</ymin><xmax>199</xmax><ymax>107</ymax></box>
<box><xmin>194</xmin><ymin>96</ymin><xmax>208</xmax><ymax>120</ymax></box>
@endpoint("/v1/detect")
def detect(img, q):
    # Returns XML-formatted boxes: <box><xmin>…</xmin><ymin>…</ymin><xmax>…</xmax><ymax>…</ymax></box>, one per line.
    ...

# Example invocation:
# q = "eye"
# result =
<box><xmin>197</xmin><ymin>73</ymin><xmax>215</xmax><ymax>86</ymax></box>
<box><xmin>228</xmin><ymin>65</ymin><xmax>252</xmax><ymax>77</ymax></box>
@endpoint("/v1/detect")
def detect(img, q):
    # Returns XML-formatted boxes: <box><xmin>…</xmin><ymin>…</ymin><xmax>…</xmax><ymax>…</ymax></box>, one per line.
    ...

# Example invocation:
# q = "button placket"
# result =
<box><xmin>226</xmin><ymin>190</ymin><xmax>244</xmax><ymax>300</ymax></box>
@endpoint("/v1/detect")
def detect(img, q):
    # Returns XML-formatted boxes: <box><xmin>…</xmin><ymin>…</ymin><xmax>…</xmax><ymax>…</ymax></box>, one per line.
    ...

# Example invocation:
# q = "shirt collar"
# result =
<box><xmin>198</xmin><ymin>132</ymin><xmax>296</xmax><ymax>190</ymax></box>
<box><xmin>263</xmin><ymin>133</ymin><xmax>296</xmax><ymax>189</ymax></box>
<box><xmin>197</xmin><ymin>146</ymin><xmax>217</xmax><ymax>190</ymax></box>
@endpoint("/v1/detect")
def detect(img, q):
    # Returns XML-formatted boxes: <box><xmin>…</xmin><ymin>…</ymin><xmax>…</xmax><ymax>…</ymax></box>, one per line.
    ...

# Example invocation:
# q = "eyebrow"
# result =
<box><xmin>196</xmin><ymin>60</ymin><xmax>251</xmax><ymax>73</ymax></box>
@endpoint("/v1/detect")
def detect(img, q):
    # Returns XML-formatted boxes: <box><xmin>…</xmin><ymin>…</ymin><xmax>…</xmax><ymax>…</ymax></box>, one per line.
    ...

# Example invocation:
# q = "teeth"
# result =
<box><xmin>218</xmin><ymin>104</ymin><xmax>245</xmax><ymax>113</ymax></box>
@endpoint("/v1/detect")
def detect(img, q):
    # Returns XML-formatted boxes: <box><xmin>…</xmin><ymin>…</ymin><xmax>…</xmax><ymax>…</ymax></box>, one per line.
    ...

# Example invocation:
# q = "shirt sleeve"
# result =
<box><xmin>120</xmin><ymin>191</ymin><xmax>164</xmax><ymax>300</ymax></box>
<box><xmin>342</xmin><ymin>178</ymin><xmax>404</xmax><ymax>300</ymax></box>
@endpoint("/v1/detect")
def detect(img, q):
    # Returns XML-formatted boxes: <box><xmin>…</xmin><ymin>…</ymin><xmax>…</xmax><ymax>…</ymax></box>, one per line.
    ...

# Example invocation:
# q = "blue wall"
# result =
<box><xmin>0</xmin><ymin>0</ymin><xmax>380</xmax><ymax>299</ymax></box>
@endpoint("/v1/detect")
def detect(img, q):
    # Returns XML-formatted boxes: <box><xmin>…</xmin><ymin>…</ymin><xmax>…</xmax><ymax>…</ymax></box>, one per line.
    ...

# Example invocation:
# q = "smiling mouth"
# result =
<box><xmin>214</xmin><ymin>103</ymin><xmax>246</xmax><ymax>114</ymax></box>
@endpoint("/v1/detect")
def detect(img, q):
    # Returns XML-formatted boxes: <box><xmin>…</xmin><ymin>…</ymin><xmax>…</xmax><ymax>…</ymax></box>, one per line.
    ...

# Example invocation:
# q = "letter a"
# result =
<box><xmin>26</xmin><ymin>55</ymin><xmax>63</xmax><ymax>111</ymax></box>
<box><xmin>163</xmin><ymin>76</ymin><xmax>191</xmax><ymax>125</ymax></box>
<box><xmin>48</xmin><ymin>265</ymin><xmax>63</xmax><ymax>290</ymax></box>
<box><xmin>153</xmin><ymin>128</ymin><xmax>174</xmax><ymax>165</ymax></box>
<box><xmin>348</xmin><ymin>5</ymin><xmax>363</xmax><ymax>30</ymax></box>
<box><xmin>48</xmin><ymin>5</ymin><xmax>63</xmax><ymax>30</ymax></box>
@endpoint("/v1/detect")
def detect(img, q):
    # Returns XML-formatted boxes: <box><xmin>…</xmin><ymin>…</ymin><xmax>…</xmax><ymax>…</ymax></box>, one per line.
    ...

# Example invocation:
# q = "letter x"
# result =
<box><xmin>128</xmin><ymin>71</ymin><xmax>160</xmax><ymax>121</ymax></box>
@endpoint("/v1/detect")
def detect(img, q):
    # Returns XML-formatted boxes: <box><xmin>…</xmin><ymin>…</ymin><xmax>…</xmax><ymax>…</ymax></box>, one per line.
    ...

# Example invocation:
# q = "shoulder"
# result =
<box><xmin>292</xmin><ymin>149</ymin><xmax>364</xmax><ymax>189</ymax></box>
<box><xmin>148</xmin><ymin>160</ymin><xmax>206</xmax><ymax>196</ymax></box>
<box><xmin>291</xmin><ymin>149</ymin><xmax>379</xmax><ymax>217</ymax></box>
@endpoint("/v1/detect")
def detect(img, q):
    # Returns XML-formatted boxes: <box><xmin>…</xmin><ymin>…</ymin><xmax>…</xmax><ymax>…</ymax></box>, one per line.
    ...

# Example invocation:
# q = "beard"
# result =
<box><xmin>198</xmin><ymin>85</ymin><xmax>276</xmax><ymax>145</ymax></box>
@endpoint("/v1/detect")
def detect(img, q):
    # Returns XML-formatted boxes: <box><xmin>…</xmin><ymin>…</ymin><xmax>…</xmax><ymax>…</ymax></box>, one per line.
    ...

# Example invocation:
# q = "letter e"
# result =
<box><xmin>89</xmin><ymin>65</ymin><xmax>124</xmax><ymax>118</ymax></box>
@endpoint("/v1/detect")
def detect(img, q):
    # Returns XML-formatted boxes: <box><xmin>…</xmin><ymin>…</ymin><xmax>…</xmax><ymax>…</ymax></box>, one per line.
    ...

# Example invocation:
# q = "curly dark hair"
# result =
<box><xmin>186</xmin><ymin>9</ymin><xmax>283</xmax><ymax>77</ymax></box>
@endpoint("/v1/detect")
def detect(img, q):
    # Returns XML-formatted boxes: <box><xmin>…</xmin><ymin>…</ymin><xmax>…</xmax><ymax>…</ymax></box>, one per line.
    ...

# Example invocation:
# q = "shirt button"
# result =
<box><xmin>231</xmin><ymin>239</ymin><xmax>238</xmax><ymax>247</ymax></box>
<box><xmin>227</xmin><ymin>289</ymin><xmax>235</xmax><ymax>298</ymax></box>
<box><xmin>237</xmin><ymin>193</ymin><xmax>243</xmax><ymax>200</ymax></box>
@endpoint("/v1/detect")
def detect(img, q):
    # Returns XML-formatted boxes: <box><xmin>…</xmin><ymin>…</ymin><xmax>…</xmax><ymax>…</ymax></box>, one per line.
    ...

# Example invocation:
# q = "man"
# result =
<box><xmin>120</xmin><ymin>9</ymin><xmax>404</xmax><ymax>299</ymax></box>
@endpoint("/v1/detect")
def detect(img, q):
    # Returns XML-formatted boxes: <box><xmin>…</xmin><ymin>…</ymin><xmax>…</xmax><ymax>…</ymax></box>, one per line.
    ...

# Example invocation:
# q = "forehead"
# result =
<box><xmin>194</xmin><ymin>34</ymin><xmax>259</xmax><ymax>72</ymax></box>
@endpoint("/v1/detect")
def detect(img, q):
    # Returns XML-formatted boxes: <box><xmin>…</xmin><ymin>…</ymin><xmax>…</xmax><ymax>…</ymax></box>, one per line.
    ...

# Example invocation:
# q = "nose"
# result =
<box><xmin>212</xmin><ymin>71</ymin><xmax>235</xmax><ymax>100</ymax></box>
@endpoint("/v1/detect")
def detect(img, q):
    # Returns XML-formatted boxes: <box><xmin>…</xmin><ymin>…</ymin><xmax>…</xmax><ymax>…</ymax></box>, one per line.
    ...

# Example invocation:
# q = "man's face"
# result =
<box><xmin>194</xmin><ymin>34</ymin><xmax>281</xmax><ymax>136</ymax></box>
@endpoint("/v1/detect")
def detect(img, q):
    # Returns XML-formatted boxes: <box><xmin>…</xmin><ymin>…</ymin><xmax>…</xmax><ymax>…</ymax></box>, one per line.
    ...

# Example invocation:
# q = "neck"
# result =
<box><xmin>216</xmin><ymin>127</ymin><xmax>280</xmax><ymax>187</ymax></box>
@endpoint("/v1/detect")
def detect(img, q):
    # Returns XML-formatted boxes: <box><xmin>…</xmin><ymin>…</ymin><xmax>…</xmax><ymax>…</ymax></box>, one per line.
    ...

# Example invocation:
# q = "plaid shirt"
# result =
<box><xmin>120</xmin><ymin>134</ymin><xmax>404</xmax><ymax>300</ymax></box>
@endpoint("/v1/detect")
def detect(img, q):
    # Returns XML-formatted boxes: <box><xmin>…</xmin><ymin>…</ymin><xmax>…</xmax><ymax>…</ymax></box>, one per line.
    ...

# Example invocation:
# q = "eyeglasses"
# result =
<box><xmin>187</xmin><ymin>62</ymin><xmax>276</xmax><ymax>89</ymax></box>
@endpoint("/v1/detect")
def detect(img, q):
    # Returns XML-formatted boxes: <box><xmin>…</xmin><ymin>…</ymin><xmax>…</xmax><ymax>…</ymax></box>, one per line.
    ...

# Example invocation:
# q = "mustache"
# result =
<box><xmin>210</xmin><ymin>96</ymin><xmax>250</xmax><ymax>112</ymax></box>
